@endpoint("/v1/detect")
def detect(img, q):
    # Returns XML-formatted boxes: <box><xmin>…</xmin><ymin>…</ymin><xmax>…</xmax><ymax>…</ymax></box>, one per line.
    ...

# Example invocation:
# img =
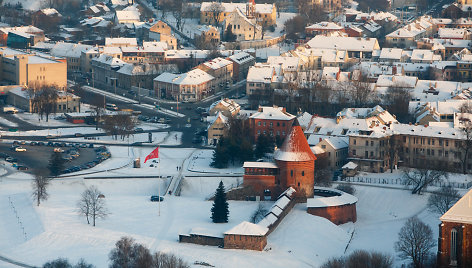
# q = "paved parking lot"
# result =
<box><xmin>0</xmin><ymin>143</ymin><xmax>98</xmax><ymax>174</ymax></box>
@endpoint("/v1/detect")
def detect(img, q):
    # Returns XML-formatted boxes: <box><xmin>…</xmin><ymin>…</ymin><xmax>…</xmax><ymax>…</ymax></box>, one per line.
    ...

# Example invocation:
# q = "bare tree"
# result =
<box><xmin>109</xmin><ymin>237</ymin><xmax>188</xmax><ymax>268</ymax></box>
<box><xmin>32</xmin><ymin>172</ymin><xmax>50</xmax><ymax>206</ymax></box>
<box><xmin>102</xmin><ymin>113</ymin><xmax>136</xmax><ymax>140</ymax></box>
<box><xmin>29</xmin><ymin>84</ymin><xmax>59</xmax><ymax>122</ymax></box>
<box><xmin>403</xmin><ymin>168</ymin><xmax>447</xmax><ymax>195</ymax></box>
<box><xmin>336</xmin><ymin>183</ymin><xmax>355</xmax><ymax>195</ymax></box>
<box><xmin>78</xmin><ymin>186</ymin><xmax>108</xmax><ymax>226</ymax></box>
<box><xmin>207</xmin><ymin>2</ymin><xmax>224</xmax><ymax>26</ymax></box>
<box><xmin>350</xmin><ymin>74</ymin><xmax>373</xmax><ymax>107</ymax></box>
<box><xmin>90</xmin><ymin>95</ymin><xmax>105</xmax><ymax>130</ymax></box>
<box><xmin>384</xmin><ymin>85</ymin><xmax>412</xmax><ymax>123</ymax></box>
<box><xmin>427</xmin><ymin>186</ymin><xmax>461</xmax><ymax>215</ymax></box>
<box><xmin>395</xmin><ymin>217</ymin><xmax>436</xmax><ymax>268</ymax></box>
<box><xmin>250</xmin><ymin>203</ymin><xmax>268</xmax><ymax>223</ymax></box>
<box><xmin>314</xmin><ymin>154</ymin><xmax>333</xmax><ymax>187</ymax></box>
<box><xmin>321</xmin><ymin>250</ymin><xmax>393</xmax><ymax>268</ymax></box>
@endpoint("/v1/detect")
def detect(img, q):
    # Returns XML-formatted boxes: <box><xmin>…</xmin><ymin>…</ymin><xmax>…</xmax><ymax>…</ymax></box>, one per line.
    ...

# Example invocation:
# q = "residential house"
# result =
<box><xmin>153</xmin><ymin>68</ymin><xmax>215</xmax><ymax>101</ymax></box>
<box><xmin>228</xmin><ymin>51</ymin><xmax>255</xmax><ymax>81</ymax></box>
<box><xmin>207</xmin><ymin>112</ymin><xmax>228</xmax><ymax>145</ymax></box>
<box><xmin>197</xmin><ymin>57</ymin><xmax>233</xmax><ymax>91</ymax></box>
<box><xmin>249</xmin><ymin>106</ymin><xmax>295</xmax><ymax>141</ymax></box>
<box><xmin>209</xmin><ymin>98</ymin><xmax>240</xmax><ymax>117</ymax></box>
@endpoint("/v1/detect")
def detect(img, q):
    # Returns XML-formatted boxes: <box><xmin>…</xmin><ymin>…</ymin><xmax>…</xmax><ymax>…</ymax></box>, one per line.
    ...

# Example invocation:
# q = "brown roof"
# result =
<box><xmin>274</xmin><ymin>120</ymin><xmax>317</xmax><ymax>162</ymax></box>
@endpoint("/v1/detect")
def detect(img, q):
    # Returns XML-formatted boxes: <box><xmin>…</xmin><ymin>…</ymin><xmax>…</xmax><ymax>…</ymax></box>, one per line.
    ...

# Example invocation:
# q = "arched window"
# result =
<box><xmin>302</xmin><ymin>171</ymin><xmax>304</xmax><ymax>176</ymax></box>
<box><xmin>451</xmin><ymin>228</ymin><xmax>458</xmax><ymax>265</ymax></box>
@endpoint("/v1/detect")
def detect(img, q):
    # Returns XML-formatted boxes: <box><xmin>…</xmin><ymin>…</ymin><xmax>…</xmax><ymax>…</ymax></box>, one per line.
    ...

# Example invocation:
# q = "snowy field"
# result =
<box><xmin>0</xmin><ymin>123</ymin><xmax>166</xmax><ymax>137</ymax></box>
<box><xmin>0</xmin><ymin>146</ymin><xmax>448</xmax><ymax>267</ymax></box>
<box><xmin>187</xmin><ymin>149</ymin><xmax>244</xmax><ymax>174</ymax></box>
<box><xmin>59</xmin><ymin>131</ymin><xmax>182</xmax><ymax>146</ymax></box>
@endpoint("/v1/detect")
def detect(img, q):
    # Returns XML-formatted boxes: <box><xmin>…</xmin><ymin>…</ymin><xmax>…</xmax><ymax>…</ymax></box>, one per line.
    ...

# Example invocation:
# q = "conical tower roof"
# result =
<box><xmin>274</xmin><ymin>120</ymin><xmax>316</xmax><ymax>162</ymax></box>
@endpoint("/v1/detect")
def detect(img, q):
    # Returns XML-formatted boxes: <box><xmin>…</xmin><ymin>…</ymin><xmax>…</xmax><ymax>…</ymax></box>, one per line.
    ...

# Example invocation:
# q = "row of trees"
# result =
<box><xmin>42</xmin><ymin>237</ymin><xmax>189</xmax><ymax>268</ymax></box>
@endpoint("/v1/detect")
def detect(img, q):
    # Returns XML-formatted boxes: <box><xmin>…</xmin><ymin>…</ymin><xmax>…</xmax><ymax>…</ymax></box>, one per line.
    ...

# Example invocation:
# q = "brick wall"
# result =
<box><xmin>307</xmin><ymin>203</ymin><xmax>357</xmax><ymax>225</ymax></box>
<box><xmin>179</xmin><ymin>234</ymin><xmax>224</xmax><ymax>247</ymax></box>
<box><xmin>224</xmin><ymin>234</ymin><xmax>267</xmax><ymax>251</ymax></box>
<box><xmin>276</xmin><ymin>160</ymin><xmax>315</xmax><ymax>198</ymax></box>
<box><xmin>243</xmin><ymin>175</ymin><xmax>276</xmax><ymax>193</ymax></box>
<box><xmin>438</xmin><ymin>221</ymin><xmax>472</xmax><ymax>268</ymax></box>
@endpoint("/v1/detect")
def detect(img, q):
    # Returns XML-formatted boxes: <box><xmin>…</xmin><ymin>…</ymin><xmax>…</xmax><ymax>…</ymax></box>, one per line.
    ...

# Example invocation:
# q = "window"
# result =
<box><xmin>290</xmin><ymin>170</ymin><xmax>293</xmax><ymax>177</ymax></box>
<box><xmin>371</xmin><ymin>141</ymin><xmax>374</xmax><ymax>146</ymax></box>
<box><xmin>282</xmin><ymin>123</ymin><xmax>285</xmax><ymax>127</ymax></box>
<box><xmin>451</xmin><ymin>229</ymin><xmax>458</xmax><ymax>264</ymax></box>
<box><xmin>277</xmin><ymin>122</ymin><xmax>280</xmax><ymax>127</ymax></box>
<box><xmin>270</xmin><ymin>122</ymin><xmax>273</xmax><ymax>127</ymax></box>
<box><xmin>258</xmin><ymin>122</ymin><xmax>261</xmax><ymax>126</ymax></box>
<box><xmin>302</xmin><ymin>171</ymin><xmax>304</xmax><ymax>176</ymax></box>
<box><xmin>446</xmin><ymin>140</ymin><xmax>449</xmax><ymax>146</ymax></box>
<box><xmin>353</xmin><ymin>149</ymin><xmax>356</xmax><ymax>155</ymax></box>
<box><xmin>353</xmin><ymin>139</ymin><xmax>356</xmax><ymax>145</ymax></box>
<box><xmin>263</xmin><ymin>122</ymin><xmax>266</xmax><ymax>126</ymax></box>
<box><xmin>365</xmin><ymin>141</ymin><xmax>369</xmax><ymax>146</ymax></box>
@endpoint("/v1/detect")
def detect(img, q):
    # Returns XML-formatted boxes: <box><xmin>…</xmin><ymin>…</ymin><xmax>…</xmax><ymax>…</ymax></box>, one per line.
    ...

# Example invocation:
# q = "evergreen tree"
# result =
<box><xmin>211</xmin><ymin>137</ymin><xmax>229</xmax><ymax>168</ymax></box>
<box><xmin>254</xmin><ymin>134</ymin><xmax>275</xmax><ymax>159</ymax></box>
<box><xmin>48</xmin><ymin>152</ymin><xmax>65</xmax><ymax>176</ymax></box>
<box><xmin>211</xmin><ymin>181</ymin><xmax>229</xmax><ymax>223</ymax></box>
<box><xmin>225</xmin><ymin>24</ymin><xmax>236</xmax><ymax>42</ymax></box>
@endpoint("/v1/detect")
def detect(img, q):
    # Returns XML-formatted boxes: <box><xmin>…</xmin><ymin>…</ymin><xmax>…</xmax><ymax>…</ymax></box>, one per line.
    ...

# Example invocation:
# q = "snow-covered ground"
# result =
<box><xmin>13</xmin><ymin>113</ymin><xmax>79</xmax><ymax>127</ymax></box>
<box><xmin>58</xmin><ymin>131</ymin><xmax>182</xmax><ymax>146</ymax></box>
<box><xmin>0</xmin><ymin>145</ymin><xmax>446</xmax><ymax>267</ymax></box>
<box><xmin>187</xmin><ymin>149</ymin><xmax>244</xmax><ymax>174</ymax></box>
<box><xmin>0</xmin><ymin>117</ymin><xmax>18</xmax><ymax>128</ymax></box>
<box><xmin>0</xmin><ymin>123</ymin><xmax>166</xmax><ymax>137</ymax></box>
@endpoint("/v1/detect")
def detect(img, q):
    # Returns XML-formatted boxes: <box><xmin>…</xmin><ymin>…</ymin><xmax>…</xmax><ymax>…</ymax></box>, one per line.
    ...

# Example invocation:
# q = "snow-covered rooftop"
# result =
<box><xmin>249</xmin><ymin>106</ymin><xmax>295</xmax><ymax>121</ymax></box>
<box><xmin>440</xmin><ymin>189</ymin><xmax>472</xmax><ymax>224</ymax></box>
<box><xmin>307</xmin><ymin>188</ymin><xmax>358</xmax><ymax>208</ymax></box>
<box><xmin>243</xmin><ymin>162</ymin><xmax>278</xmax><ymax>169</ymax></box>
<box><xmin>224</xmin><ymin>221</ymin><xmax>268</xmax><ymax>236</ymax></box>
<box><xmin>306</xmin><ymin>36</ymin><xmax>379</xmax><ymax>52</ymax></box>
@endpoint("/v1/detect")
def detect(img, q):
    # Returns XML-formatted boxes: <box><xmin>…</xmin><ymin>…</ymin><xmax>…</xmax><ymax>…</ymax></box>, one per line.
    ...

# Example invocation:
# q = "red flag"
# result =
<box><xmin>144</xmin><ymin>147</ymin><xmax>159</xmax><ymax>163</ymax></box>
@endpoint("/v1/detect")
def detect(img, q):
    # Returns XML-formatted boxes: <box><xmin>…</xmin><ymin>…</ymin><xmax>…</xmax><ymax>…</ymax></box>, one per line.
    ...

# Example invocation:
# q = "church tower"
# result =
<box><xmin>246</xmin><ymin>0</ymin><xmax>256</xmax><ymax>19</ymax></box>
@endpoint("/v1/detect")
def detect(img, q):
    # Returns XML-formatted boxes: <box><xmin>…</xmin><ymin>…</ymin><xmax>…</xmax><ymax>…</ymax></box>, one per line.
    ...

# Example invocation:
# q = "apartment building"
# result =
<box><xmin>0</xmin><ymin>47</ymin><xmax>67</xmax><ymax>88</ymax></box>
<box><xmin>196</xmin><ymin>57</ymin><xmax>233</xmax><ymax>91</ymax></box>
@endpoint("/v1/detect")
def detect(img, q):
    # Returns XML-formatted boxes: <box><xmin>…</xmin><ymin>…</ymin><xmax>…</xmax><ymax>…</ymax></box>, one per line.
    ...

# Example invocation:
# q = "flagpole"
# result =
<box><xmin>158</xmin><ymin>147</ymin><xmax>161</xmax><ymax>217</ymax></box>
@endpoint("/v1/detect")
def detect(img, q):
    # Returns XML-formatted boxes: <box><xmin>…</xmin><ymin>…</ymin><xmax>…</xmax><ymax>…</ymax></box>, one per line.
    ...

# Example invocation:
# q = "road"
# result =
<box><xmin>71</xmin><ymin>77</ymin><xmax>246</xmax><ymax>147</ymax></box>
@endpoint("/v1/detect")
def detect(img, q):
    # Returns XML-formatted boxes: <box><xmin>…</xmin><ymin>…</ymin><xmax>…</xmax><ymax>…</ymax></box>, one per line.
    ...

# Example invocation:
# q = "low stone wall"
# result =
<box><xmin>179</xmin><ymin>234</ymin><xmax>224</xmax><ymax>247</ymax></box>
<box><xmin>307</xmin><ymin>203</ymin><xmax>357</xmax><ymax>225</ymax></box>
<box><xmin>266</xmin><ymin>197</ymin><xmax>298</xmax><ymax>236</ymax></box>
<box><xmin>224</xmin><ymin>35</ymin><xmax>285</xmax><ymax>50</ymax></box>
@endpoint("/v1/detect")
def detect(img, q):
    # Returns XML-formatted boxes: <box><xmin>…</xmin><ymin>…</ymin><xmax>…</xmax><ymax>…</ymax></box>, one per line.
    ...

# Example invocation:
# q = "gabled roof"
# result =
<box><xmin>440</xmin><ymin>189</ymin><xmax>471</xmax><ymax>224</ymax></box>
<box><xmin>274</xmin><ymin>120</ymin><xmax>317</xmax><ymax>162</ymax></box>
<box><xmin>250</xmin><ymin>106</ymin><xmax>295</xmax><ymax>121</ymax></box>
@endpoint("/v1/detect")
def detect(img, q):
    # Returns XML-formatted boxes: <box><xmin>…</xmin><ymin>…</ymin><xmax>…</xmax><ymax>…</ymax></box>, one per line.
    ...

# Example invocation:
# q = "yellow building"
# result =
<box><xmin>0</xmin><ymin>47</ymin><xmax>67</xmax><ymax>88</ymax></box>
<box><xmin>149</xmin><ymin>20</ymin><xmax>171</xmax><ymax>36</ymax></box>
<box><xmin>200</xmin><ymin>1</ymin><xmax>276</xmax><ymax>27</ymax></box>
<box><xmin>207</xmin><ymin>112</ymin><xmax>228</xmax><ymax>145</ymax></box>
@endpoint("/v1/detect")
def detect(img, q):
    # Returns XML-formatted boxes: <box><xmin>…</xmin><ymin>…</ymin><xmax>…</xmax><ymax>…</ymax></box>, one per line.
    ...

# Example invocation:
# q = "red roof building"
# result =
<box><xmin>249</xmin><ymin>106</ymin><xmax>295</xmax><ymax>142</ymax></box>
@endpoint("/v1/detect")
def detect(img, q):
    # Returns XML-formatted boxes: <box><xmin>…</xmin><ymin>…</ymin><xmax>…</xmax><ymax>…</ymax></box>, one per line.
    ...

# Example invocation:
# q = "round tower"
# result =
<box><xmin>274</xmin><ymin>120</ymin><xmax>316</xmax><ymax>198</ymax></box>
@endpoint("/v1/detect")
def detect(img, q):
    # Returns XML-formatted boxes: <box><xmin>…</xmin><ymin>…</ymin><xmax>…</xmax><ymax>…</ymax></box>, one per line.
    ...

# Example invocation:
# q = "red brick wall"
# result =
<box><xmin>224</xmin><ymin>234</ymin><xmax>267</xmax><ymax>251</ymax></box>
<box><xmin>307</xmin><ymin>203</ymin><xmax>357</xmax><ymax>225</ymax></box>
<box><xmin>438</xmin><ymin>221</ymin><xmax>472</xmax><ymax>268</ymax></box>
<box><xmin>250</xmin><ymin>118</ymin><xmax>294</xmax><ymax>141</ymax></box>
<box><xmin>276</xmin><ymin>160</ymin><xmax>315</xmax><ymax>198</ymax></box>
<box><xmin>243</xmin><ymin>175</ymin><xmax>276</xmax><ymax>193</ymax></box>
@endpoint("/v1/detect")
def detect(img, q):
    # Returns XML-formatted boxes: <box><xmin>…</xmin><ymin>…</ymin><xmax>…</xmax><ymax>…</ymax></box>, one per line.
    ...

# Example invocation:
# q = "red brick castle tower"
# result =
<box><xmin>274</xmin><ymin>120</ymin><xmax>316</xmax><ymax>198</ymax></box>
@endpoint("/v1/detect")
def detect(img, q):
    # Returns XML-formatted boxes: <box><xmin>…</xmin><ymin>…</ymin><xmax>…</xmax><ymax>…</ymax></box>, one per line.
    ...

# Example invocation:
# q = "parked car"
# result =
<box><xmin>17</xmin><ymin>165</ymin><xmax>28</xmax><ymax>171</ymax></box>
<box><xmin>150</xmin><ymin>196</ymin><xmax>164</xmax><ymax>202</ymax></box>
<box><xmin>15</xmin><ymin>147</ymin><xmax>26</xmax><ymax>152</ymax></box>
<box><xmin>134</xmin><ymin>127</ymin><xmax>144</xmax><ymax>132</ymax></box>
<box><xmin>54</xmin><ymin>148</ymin><xmax>64</xmax><ymax>153</ymax></box>
<box><xmin>74</xmin><ymin>133</ymin><xmax>84</xmax><ymax>137</ymax></box>
<box><xmin>157</xmin><ymin>118</ymin><xmax>166</xmax><ymax>124</ymax></box>
<box><xmin>30</xmin><ymin>141</ymin><xmax>37</xmax><ymax>146</ymax></box>
<box><xmin>37</xmin><ymin>141</ymin><xmax>45</xmax><ymax>146</ymax></box>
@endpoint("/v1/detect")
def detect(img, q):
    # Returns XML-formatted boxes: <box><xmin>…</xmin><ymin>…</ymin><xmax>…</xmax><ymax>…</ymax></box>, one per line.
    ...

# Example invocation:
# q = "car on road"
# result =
<box><xmin>17</xmin><ymin>166</ymin><xmax>28</xmax><ymax>171</ymax></box>
<box><xmin>106</xmin><ymin>103</ymin><xmax>119</xmax><ymax>111</ymax></box>
<box><xmin>46</xmin><ymin>135</ymin><xmax>56</xmax><ymax>139</ymax></box>
<box><xmin>192</xmin><ymin>136</ymin><xmax>202</xmax><ymax>144</ymax></box>
<box><xmin>54</xmin><ymin>148</ymin><xmax>64</xmax><ymax>153</ymax></box>
<box><xmin>134</xmin><ymin>127</ymin><xmax>144</xmax><ymax>132</ymax></box>
<box><xmin>15</xmin><ymin>147</ymin><xmax>26</xmax><ymax>152</ymax></box>
<box><xmin>74</xmin><ymin>133</ymin><xmax>84</xmax><ymax>137</ymax></box>
<box><xmin>150</xmin><ymin>196</ymin><xmax>164</xmax><ymax>202</ymax></box>
<box><xmin>37</xmin><ymin>141</ymin><xmax>45</xmax><ymax>146</ymax></box>
<box><xmin>30</xmin><ymin>141</ymin><xmax>37</xmax><ymax>146</ymax></box>
<box><xmin>157</xmin><ymin>118</ymin><xmax>166</xmax><ymax>124</ymax></box>
<box><xmin>191</xmin><ymin>116</ymin><xmax>200</xmax><ymax>121</ymax></box>
<box><xmin>5</xmin><ymin>157</ymin><xmax>16</xmax><ymax>162</ymax></box>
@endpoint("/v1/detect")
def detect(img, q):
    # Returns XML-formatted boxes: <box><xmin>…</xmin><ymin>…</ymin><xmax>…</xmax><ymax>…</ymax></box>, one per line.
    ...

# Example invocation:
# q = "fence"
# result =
<box><xmin>8</xmin><ymin>196</ymin><xmax>27</xmax><ymax>241</ymax></box>
<box><xmin>343</xmin><ymin>176</ymin><xmax>472</xmax><ymax>190</ymax></box>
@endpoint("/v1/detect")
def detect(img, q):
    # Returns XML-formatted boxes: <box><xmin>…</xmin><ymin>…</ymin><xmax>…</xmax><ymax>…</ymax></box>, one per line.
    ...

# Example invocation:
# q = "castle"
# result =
<box><xmin>243</xmin><ymin>120</ymin><xmax>317</xmax><ymax>198</ymax></box>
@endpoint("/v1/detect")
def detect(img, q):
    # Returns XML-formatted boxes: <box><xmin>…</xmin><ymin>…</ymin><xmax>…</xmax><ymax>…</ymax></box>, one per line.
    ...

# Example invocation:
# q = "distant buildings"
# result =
<box><xmin>0</xmin><ymin>47</ymin><xmax>67</xmax><ymax>88</ymax></box>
